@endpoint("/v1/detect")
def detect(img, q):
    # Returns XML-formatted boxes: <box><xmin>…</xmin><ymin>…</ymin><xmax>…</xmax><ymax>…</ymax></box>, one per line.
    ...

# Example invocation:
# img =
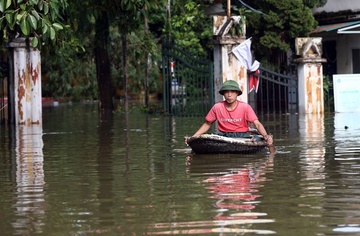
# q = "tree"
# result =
<box><xmin>168</xmin><ymin>0</ymin><xmax>213</xmax><ymax>55</ymax></box>
<box><xmin>231</xmin><ymin>0</ymin><xmax>325</xmax><ymax>67</ymax></box>
<box><xmin>116</xmin><ymin>1</ymin><xmax>162</xmax><ymax>111</ymax></box>
<box><xmin>37</xmin><ymin>0</ymin><xmax>164</xmax><ymax>113</ymax></box>
<box><xmin>0</xmin><ymin>0</ymin><xmax>67</xmax><ymax>47</ymax></box>
<box><xmin>70</xmin><ymin>0</ymin><xmax>162</xmax><ymax>113</ymax></box>
<box><xmin>117</xmin><ymin>0</ymin><xmax>146</xmax><ymax>111</ymax></box>
<box><xmin>94</xmin><ymin>2</ymin><xmax>113</xmax><ymax>115</ymax></box>
<box><xmin>303</xmin><ymin>0</ymin><xmax>327</xmax><ymax>8</ymax></box>
<box><xmin>40</xmin><ymin>0</ymin><xmax>97</xmax><ymax>102</ymax></box>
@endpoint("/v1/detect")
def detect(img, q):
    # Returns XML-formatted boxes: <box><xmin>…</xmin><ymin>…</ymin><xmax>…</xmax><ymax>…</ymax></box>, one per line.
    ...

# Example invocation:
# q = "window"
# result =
<box><xmin>352</xmin><ymin>49</ymin><xmax>360</xmax><ymax>73</ymax></box>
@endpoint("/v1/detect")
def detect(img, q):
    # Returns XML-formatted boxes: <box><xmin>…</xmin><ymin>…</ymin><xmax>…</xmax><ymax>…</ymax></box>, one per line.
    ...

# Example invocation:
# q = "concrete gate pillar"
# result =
<box><xmin>212</xmin><ymin>16</ymin><xmax>247</xmax><ymax>103</ymax></box>
<box><xmin>8</xmin><ymin>38</ymin><xmax>42</xmax><ymax>125</ymax></box>
<box><xmin>294</xmin><ymin>37</ymin><xmax>327</xmax><ymax>114</ymax></box>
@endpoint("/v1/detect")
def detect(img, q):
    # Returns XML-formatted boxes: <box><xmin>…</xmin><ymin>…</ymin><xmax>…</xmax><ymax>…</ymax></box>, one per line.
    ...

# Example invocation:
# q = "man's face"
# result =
<box><xmin>223</xmin><ymin>90</ymin><xmax>238</xmax><ymax>104</ymax></box>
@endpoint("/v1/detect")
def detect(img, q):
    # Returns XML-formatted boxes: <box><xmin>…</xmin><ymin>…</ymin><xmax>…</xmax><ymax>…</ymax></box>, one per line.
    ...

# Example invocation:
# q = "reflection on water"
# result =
<box><xmin>299</xmin><ymin>114</ymin><xmax>326</xmax><ymax>197</ymax></box>
<box><xmin>1</xmin><ymin>105</ymin><xmax>360</xmax><ymax>235</ymax></box>
<box><xmin>150</xmin><ymin>154</ymin><xmax>276</xmax><ymax>235</ymax></box>
<box><xmin>12</xmin><ymin>125</ymin><xmax>45</xmax><ymax>235</ymax></box>
<box><xmin>334</xmin><ymin>112</ymin><xmax>360</xmax><ymax>158</ymax></box>
<box><xmin>329</xmin><ymin>112</ymin><xmax>360</xmax><ymax>233</ymax></box>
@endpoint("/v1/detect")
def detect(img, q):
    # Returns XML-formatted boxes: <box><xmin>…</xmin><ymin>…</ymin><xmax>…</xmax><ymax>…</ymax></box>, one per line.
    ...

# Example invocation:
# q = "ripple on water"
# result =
<box><xmin>146</xmin><ymin>154</ymin><xmax>278</xmax><ymax>235</ymax></box>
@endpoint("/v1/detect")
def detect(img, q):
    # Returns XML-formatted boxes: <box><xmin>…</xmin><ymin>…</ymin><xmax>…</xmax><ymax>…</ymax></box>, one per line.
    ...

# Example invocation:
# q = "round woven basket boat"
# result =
<box><xmin>187</xmin><ymin>134</ymin><xmax>267</xmax><ymax>154</ymax></box>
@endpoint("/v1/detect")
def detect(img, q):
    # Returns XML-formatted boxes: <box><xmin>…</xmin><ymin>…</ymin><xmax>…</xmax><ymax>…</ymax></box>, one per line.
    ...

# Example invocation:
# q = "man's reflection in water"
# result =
<box><xmin>146</xmin><ymin>154</ymin><xmax>275</xmax><ymax>235</ymax></box>
<box><xmin>186</xmin><ymin>153</ymin><xmax>274</xmax><ymax>221</ymax></box>
<box><xmin>206</xmin><ymin>169</ymin><xmax>261</xmax><ymax>220</ymax></box>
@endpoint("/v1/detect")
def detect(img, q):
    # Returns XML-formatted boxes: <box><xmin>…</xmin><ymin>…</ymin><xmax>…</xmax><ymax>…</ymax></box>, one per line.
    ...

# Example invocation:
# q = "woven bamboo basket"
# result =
<box><xmin>187</xmin><ymin>134</ymin><xmax>267</xmax><ymax>154</ymax></box>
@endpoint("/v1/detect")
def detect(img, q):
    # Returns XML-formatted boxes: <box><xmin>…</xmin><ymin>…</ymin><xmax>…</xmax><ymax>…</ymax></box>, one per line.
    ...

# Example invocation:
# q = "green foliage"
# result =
<box><xmin>303</xmin><ymin>0</ymin><xmax>327</xmax><ymax>8</ymax></box>
<box><xmin>169</xmin><ymin>0</ymin><xmax>213</xmax><ymax>55</ymax></box>
<box><xmin>323</xmin><ymin>74</ymin><xmax>334</xmax><ymax>112</ymax></box>
<box><xmin>42</xmin><ymin>42</ymin><xmax>97</xmax><ymax>101</ymax></box>
<box><xmin>117</xmin><ymin>0</ymin><xmax>161</xmax><ymax>33</ymax></box>
<box><xmin>0</xmin><ymin>0</ymin><xmax>68</xmax><ymax>48</ymax></box>
<box><xmin>239</xmin><ymin>0</ymin><xmax>319</xmax><ymax>65</ymax></box>
<box><xmin>40</xmin><ymin>0</ymin><xmax>95</xmax><ymax>100</ymax></box>
<box><xmin>110</xmin><ymin>26</ymin><xmax>161</xmax><ymax>96</ymax></box>
<box><xmin>38</xmin><ymin>0</ymin><xmax>166</xmax><ymax>103</ymax></box>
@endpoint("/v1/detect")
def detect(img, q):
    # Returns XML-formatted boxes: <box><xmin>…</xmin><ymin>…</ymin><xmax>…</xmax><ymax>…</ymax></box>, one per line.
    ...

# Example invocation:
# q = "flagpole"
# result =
<box><xmin>227</xmin><ymin>0</ymin><xmax>231</xmax><ymax>17</ymax></box>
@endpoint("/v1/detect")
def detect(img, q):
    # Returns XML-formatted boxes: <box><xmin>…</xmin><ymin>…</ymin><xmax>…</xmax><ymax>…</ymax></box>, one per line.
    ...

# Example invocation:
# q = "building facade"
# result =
<box><xmin>312</xmin><ymin>0</ymin><xmax>360</xmax><ymax>75</ymax></box>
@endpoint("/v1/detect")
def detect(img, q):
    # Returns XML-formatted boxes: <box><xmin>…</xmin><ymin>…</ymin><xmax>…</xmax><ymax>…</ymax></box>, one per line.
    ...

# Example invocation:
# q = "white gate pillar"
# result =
<box><xmin>212</xmin><ymin>16</ymin><xmax>247</xmax><ymax>103</ymax></box>
<box><xmin>8</xmin><ymin>38</ymin><xmax>42</xmax><ymax>125</ymax></box>
<box><xmin>294</xmin><ymin>38</ymin><xmax>326</xmax><ymax>114</ymax></box>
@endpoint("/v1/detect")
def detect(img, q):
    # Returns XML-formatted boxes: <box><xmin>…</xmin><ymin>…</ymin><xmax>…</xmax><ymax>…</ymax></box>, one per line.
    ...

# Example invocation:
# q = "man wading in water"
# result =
<box><xmin>185</xmin><ymin>80</ymin><xmax>275</xmax><ymax>153</ymax></box>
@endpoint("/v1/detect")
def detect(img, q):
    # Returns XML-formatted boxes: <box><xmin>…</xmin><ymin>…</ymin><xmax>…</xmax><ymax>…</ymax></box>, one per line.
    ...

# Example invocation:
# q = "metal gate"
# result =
<box><xmin>0</xmin><ymin>62</ymin><xmax>8</xmax><ymax>124</ymax></box>
<box><xmin>162</xmin><ymin>41</ymin><xmax>298</xmax><ymax>116</ymax></box>
<box><xmin>162</xmin><ymin>40</ymin><xmax>214</xmax><ymax>116</ymax></box>
<box><xmin>249</xmin><ymin>65</ymin><xmax>298</xmax><ymax>114</ymax></box>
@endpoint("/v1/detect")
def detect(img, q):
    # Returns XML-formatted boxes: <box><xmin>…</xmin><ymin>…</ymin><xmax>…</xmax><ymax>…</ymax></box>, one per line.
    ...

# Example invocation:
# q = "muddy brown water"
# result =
<box><xmin>1</xmin><ymin>103</ymin><xmax>360</xmax><ymax>235</ymax></box>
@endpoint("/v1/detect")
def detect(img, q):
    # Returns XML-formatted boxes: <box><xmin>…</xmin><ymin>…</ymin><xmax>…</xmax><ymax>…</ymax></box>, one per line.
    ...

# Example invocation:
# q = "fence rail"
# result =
<box><xmin>0</xmin><ymin>62</ymin><xmax>9</xmax><ymax>125</ymax></box>
<box><xmin>162</xmin><ymin>40</ymin><xmax>214</xmax><ymax>116</ymax></box>
<box><xmin>251</xmin><ymin>65</ymin><xmax>298</xmax><ymax>114</ymax></box>
<box><xmin>162</xmin><ymin>40</ymin><xmax>298</xmax><ymax>116</ymax></box>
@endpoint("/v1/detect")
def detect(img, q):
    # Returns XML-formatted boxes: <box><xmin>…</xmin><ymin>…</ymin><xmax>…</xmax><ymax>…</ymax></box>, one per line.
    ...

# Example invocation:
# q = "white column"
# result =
<box><xmin>294</xmin><ymin>37</ymin><xmax>326</xmax><ymax>114</ymax></box>
<box><xmin>9</xmin><ymin>38</ymin><xmax>42</xmax><ymax>125</ymax></box>
<box><xmin>30</xmin><ymin>47</ymin><xmax>42</xmax><ymax>125</ymax></box>
<box><xmin>212</xmin><ymin>16</ymin><xmax>247</xmax><ymax>103</ymax></box>
<box><xmin>297</xmin><ymin>61</ymin><xmax>325</xmax><ymax>114</ymax></box>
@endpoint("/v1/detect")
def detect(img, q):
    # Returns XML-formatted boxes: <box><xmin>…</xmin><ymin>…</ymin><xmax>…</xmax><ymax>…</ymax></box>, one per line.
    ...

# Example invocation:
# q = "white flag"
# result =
<box><xmin>231</xmin><ymin>38</ymin><xmax>260</xmax><ymax>72</ymax></box>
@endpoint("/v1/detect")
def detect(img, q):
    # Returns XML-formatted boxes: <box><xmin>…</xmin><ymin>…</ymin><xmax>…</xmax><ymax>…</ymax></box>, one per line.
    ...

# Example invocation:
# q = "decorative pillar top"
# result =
<box><xmin>8</xmin><ymin>37</ymin><xmax>27</xmax><ymax>48</ymax></box>
<box><xmin>212</xmin><ymin>16</ymin><xmax>246</xmax><ymax>45</ymax></box>
<box><xmin>293</xmin><ymin>37</ymin><xmax>327</xmax><ymax>63</ymax></box>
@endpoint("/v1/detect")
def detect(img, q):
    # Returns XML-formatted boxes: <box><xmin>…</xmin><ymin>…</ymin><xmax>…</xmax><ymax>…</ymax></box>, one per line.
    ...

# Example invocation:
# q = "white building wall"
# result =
<box><xmin>313</xmin><ymin>0</ymin><xmax>360</xmax><ymax>13</ymax></box>
<box><xmin>337</xmin><ymin>34</ymin><xmax>360</xmax><ymax>74</ymax></box>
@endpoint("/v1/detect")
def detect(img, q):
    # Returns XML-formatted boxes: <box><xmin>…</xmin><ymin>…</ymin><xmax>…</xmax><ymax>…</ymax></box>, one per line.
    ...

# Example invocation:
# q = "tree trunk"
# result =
<box><xmin>94</xmin><ymin>11</ymin><xmax>113</xmax><ymax>115</ymax></box>
<box><xmin>122</xmin><ymin>34</ymin><xmax>129</xmax><ymax>111</ymax></box>
<box><xmin>144</xmin><ymin>5</ymin><xmax>149</xmax><ymax>108</ymax></box>
<box><xmin>144</xmin><ymin>54</ymin><xmax>150</xmax><ymax>108</ymax></box>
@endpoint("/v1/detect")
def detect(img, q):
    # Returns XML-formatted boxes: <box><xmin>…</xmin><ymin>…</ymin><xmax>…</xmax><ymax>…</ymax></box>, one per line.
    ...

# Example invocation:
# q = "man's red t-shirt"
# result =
<box><xmin>205</xmin><ymin>101</ymin><xmax>258</xmax><ymax>132</ymax></box>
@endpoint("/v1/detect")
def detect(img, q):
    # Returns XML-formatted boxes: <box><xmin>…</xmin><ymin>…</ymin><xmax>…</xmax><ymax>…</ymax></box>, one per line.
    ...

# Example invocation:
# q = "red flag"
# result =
<box><xmin>249</xmin><ymin>69</ymin><xmax>259</xmax><ymax>93</ymax></box>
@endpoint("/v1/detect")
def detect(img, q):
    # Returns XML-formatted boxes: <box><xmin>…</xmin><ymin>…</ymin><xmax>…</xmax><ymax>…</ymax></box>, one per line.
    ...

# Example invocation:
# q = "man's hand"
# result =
<box><xmin>264</xmin><ymin>134</ymin><xmax>276</xmax><ymax>153</ymax></box>
<box><xmin>184</xmin><ymin>136</ymin><xmax>190</xmax><ymax>146</ymax></box>
<box><xmin>264</xmin><ymin>134</ymin><xmax>273</xmax><ymax>145</ymax></box>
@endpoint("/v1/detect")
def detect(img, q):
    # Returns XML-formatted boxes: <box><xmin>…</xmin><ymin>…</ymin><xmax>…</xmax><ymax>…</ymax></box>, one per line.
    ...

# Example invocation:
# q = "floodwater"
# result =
<box><xmin>1</xmin><ymin>103</ymin><xmax>360</xmax><ymax>236</ymax></box>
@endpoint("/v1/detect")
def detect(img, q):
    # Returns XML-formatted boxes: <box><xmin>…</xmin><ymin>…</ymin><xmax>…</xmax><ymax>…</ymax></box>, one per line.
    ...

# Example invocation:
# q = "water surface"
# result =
<box><xmin>1</xmin><ymin>103</ymin><xmax>360</xmax><ymax>235</ymax></box>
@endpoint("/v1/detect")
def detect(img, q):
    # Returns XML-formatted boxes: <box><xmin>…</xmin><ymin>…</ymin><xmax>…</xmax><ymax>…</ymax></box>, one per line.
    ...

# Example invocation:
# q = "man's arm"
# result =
<box><xmin>193</xmin><ymin>121</ymin><xmax>212</xmax><ymax>136</ymax></box>
<box><xmin>185</xmin><ymin>121</ymin><xmax>213</xmax><ymax>146</ymax></box>
<box><xmin>253</xmin><ymin>119</ymin><xmax>275</xmax><ymax>153</ymax></box>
